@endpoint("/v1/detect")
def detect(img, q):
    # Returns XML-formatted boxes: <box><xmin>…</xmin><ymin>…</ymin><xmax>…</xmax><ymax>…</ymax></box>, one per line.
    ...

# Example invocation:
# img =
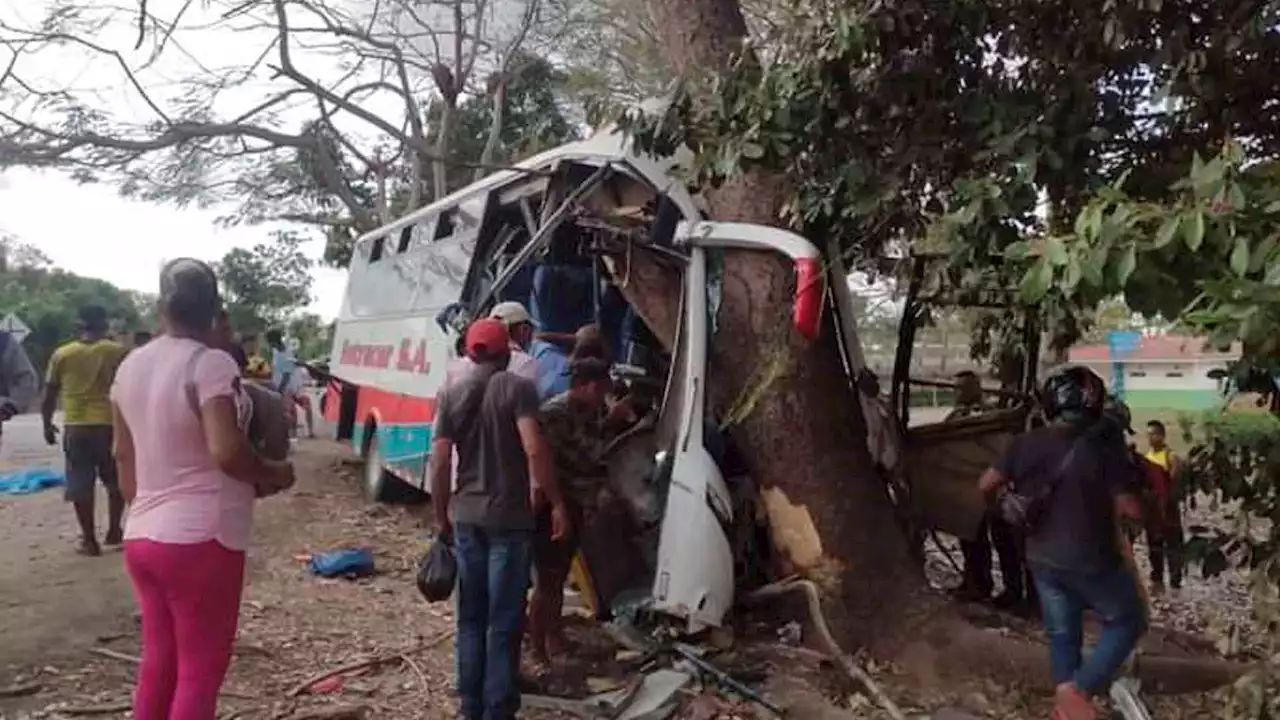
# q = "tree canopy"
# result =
<box><xmin>0</xmin><ymin>0</ymin><xmax>579</xmax><ymax>271</ymax></box>
<box><xmin>0</xmin><ymin>234</ymin><xmax>147</xmax><ymax>372</ymax></box>
<box><xmin>217</xmin><ymin>229</ymin><xmax>315</xmax><ymax>334</ymax></box>
<box><xmin>621</xmin><ymin>0</ymin><xmax>1278</xmax><ymax>361</ymax></box>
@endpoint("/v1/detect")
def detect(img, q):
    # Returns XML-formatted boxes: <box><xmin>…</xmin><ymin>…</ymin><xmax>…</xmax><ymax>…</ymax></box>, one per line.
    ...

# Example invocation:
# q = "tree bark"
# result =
<box><xmin>432</xmin><ymin>101</ymin><xmax>453</xmax><ymax>202</ymax></box>
<box><xmin>475</xmin><ymin>79</ymin><xmax>509</xmax><ymax>184</ymax></box>
<box><xmin>640</xmin><ymin>0</ymin><xmax>936</xmax><ymax>653</ymax></box>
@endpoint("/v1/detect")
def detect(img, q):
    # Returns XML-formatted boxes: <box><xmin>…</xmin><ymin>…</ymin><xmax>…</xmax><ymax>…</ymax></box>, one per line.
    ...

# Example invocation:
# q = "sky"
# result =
<box><xmin>0</xmin><ymin>168</ymin><xmax>347</xmax><ymax>318</ymax></box>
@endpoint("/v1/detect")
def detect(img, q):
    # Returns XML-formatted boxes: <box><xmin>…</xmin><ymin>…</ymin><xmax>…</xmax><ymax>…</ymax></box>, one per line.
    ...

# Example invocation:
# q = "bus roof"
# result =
<box><xmin>352</xmin><ymin>128</ymin><xmax>647</xmax><ymax>249</ymax></box>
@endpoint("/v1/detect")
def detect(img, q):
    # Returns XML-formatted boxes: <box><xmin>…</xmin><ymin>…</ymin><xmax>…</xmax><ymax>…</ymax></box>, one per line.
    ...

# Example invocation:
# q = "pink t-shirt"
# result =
<box><xmin>112</xmin><ymin>336</ymin><xmax>256</xmax><ymax>551</ymax></box>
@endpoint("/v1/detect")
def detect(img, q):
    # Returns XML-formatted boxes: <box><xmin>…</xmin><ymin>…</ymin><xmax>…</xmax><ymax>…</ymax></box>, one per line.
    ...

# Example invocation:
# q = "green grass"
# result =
<box><xmin>1131</xmin><ymin>402</ymin><xmax>1273</xmax><ymax>454</ymax></box>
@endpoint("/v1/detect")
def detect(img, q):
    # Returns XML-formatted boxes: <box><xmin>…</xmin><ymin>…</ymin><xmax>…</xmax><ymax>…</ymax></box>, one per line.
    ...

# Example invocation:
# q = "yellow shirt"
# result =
<box><xmin>46</xmin><ymin>339</ymin><xmax>128</xmax><ymax>425</ymax></box>
<box><xmin>1145</xmin><ymin>448</ymin><xmax>1172</xmax><ymax>472</ymax></box>
<box><xmin>245</xmin><ymin>355</ymin><xmax>271</xmax><ymax>381</ymax></box>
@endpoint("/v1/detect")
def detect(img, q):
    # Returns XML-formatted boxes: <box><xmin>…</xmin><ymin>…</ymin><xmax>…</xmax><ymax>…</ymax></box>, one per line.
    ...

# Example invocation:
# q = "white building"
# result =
<box><xmin>1068</xmin><ymin>335</ymin><xmax>1238</xmax><ymax>410</ymax></box>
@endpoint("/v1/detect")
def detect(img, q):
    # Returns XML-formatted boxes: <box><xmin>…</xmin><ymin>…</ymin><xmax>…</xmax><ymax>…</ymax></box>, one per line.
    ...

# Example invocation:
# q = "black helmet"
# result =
<box><xmin>1103</xmin><ymin>394</ymin><xmax>1135</xmax><ymax>436</ymax></box>
<box><xmin>1041</xmin><ymin>366</ymin><xmax>1107</xmax><ymax>421</ymax></box>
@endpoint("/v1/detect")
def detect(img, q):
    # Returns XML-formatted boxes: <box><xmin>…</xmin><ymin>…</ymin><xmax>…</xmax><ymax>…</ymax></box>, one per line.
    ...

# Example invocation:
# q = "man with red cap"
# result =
<box><xmin>428</xmin><ymin>317</ymin><xmax>568</xmax><ymax>720</ymax></box>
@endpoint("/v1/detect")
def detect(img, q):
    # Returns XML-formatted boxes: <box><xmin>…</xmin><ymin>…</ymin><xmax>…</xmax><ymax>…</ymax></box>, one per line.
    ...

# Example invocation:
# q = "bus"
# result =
<box><xmin>324</xmin><ymin>125</ymin><xmax>828</xmax><ymax>632</ymax></box>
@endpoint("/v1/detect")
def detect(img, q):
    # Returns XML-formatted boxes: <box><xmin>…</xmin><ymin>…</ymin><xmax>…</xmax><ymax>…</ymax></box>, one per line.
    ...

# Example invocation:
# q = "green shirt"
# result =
<box><xmin>47</xmin><ymin>339</ymin><xmax>127</xmax><ymax>425</ymax></box>
<box><xmin>539</xmin><ymin>392</ymin><xmax>609</xmax><ymax>509</ymax></box>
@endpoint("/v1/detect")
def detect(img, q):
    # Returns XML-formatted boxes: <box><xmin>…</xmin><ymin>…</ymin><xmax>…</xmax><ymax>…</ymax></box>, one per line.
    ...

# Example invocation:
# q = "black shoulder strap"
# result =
<box><xmin>1040</xmin><ymin>424</ymin><xmax>1100</xmax><ymax>498</ymax></box>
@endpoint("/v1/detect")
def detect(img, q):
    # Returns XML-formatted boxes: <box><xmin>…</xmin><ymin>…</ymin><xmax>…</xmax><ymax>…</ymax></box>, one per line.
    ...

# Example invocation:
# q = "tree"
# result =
<box><xmin>0</xmin><ymin>0</ymin><xmax>572</xmax><ymax>250</ymax></box>
<box><xmin>610</xmin><ymin>0</ymin><xmax>1270</xmax><ymax>694</ymax></box>
<box><xmin>217</xmin><ymin>229</ymin><xmax>314</xmax><ymax>333</ymax></box>
<box><xmin>287</xmin><ymin>312</ymin><xmax>333</xmax><ymax>361</ymax></box>
<box><xmin>320</xmin><ymin>52</ymin><xmax>579</xmax><ymax>266</ymax></box>
<box><xmin>0</xmin><ymin>236</ymin><xmax>144</xmax><ymax>372</ymax></box>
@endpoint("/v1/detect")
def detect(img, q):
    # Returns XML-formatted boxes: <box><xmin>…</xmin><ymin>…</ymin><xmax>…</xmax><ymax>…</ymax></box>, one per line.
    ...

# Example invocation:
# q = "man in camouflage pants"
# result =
<box><xmin>528</xmin><ymin>358</ymin><xmax>618</xmax><ymax>664</ymax></box>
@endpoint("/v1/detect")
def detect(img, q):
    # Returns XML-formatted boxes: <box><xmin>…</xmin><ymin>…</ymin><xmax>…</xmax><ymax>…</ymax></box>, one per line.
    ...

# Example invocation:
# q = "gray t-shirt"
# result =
<box><xmin>995</xmin><ymin>423</ymin><xmax>1138</xmax><ymax>573</ymax></box>
<box><xmin>434</xmin><ymin>365</ymin><xmax>541</xmax><ymax>530</ymax></box>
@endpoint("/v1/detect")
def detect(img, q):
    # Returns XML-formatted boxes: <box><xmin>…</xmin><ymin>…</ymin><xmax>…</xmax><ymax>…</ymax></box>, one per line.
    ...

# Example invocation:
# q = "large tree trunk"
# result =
<box><xmin>639</xmin><ymin>0</ymin><xmax>935</xmax><ymax>653</ymax></box>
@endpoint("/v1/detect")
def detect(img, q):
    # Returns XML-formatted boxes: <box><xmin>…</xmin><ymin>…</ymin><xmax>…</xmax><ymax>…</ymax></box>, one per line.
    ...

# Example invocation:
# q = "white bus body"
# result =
<box><xmin>325</xmin><ymin>126</ymin><xmax>828</xmax><ymax>632</ymax></box>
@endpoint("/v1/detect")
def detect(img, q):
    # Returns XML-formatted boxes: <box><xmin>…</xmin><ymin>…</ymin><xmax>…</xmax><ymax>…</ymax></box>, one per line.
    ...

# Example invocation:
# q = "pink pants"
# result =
<box><xmin>124</xmin><ymin>539</ymin><xmax>245</xmax><ymax>720</ymax></box>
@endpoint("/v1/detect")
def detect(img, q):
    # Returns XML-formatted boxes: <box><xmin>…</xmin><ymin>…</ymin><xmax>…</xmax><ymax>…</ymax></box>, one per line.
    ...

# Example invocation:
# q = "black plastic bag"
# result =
<box><xmin>416</xmin><ymin>534</ymin><xmax>457</xmax><ymax>602</ymax></box>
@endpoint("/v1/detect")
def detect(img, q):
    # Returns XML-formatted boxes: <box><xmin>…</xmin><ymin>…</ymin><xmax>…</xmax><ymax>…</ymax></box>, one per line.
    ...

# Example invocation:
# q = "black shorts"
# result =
<box><xmin>532</xmin><ymin>502</ymin><xmax>584</xmax><ymax>579</ymax></box>
<box><xmin>63</xmin><ymin>425</ymin><xmax>119</xmax><ymax>503</ymax></box>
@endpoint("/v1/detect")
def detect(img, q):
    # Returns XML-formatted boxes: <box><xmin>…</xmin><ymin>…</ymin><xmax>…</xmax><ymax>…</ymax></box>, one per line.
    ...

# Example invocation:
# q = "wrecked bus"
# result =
<box><xmin>323</xmin><ymin>126</ymin><xmax>826</xmax><ymax>632</ymax></box>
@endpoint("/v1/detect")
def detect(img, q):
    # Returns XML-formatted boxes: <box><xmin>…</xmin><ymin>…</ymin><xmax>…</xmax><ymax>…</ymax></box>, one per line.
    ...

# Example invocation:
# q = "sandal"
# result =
<box><xmin>77</xmin><ymin>540</ymin><xmax>102</xmax><ymax>557</ymax></box>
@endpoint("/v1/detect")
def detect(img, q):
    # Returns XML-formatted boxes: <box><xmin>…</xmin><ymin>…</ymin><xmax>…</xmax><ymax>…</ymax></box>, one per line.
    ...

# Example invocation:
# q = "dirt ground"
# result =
<box><xmin>0</xmin><ymin>438</ymin><xmax>1254</xmax><ymax>719</ymax></box>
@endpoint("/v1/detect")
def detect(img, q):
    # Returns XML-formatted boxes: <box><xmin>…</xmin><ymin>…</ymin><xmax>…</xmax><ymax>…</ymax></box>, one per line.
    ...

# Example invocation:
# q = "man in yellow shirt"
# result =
<box><xmin>1144</xmin><ymin>419</ymin><xmax>1184</xmax><ymax>590</ymax></box>
<box><xmin>42</xmin><ymin>305</ymin><xmax>128</xmax><ymax>556</ymax></box>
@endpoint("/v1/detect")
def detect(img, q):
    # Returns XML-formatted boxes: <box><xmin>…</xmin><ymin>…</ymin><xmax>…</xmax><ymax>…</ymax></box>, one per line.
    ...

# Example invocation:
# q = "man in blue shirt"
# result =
<box><xmin>532</xmin><ymin>325</ymin><xmax>608</xmax><ymax>400</ymax></box>
<box><xmin>265</xmin><ymin>330</ymin><xmax>296</xmax><ymax>392</ymax></box>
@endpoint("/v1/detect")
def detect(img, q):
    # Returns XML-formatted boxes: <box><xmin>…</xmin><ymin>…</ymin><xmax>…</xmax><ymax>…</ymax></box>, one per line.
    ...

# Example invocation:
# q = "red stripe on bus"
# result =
<box><xmin>324</xmin><ymin>381</ymin><xmax>437</xmax><ymax>426</ymax></box>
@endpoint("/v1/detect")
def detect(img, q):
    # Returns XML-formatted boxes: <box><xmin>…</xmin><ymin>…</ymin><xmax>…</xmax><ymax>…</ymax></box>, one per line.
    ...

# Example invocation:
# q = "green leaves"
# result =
<box><xmin>1018</xmin><ymin>258</ymin><xmax>1053</xmax><ymax>302</ymax></box>
<box><xmin>1112</xmin><ymin>244</ymin><xmax>1137</xmax><ymax>287</ymax></box>
<box><xmin>1231</xmin><ymin>237</ymin><xmax>1250</xmax><ymax>277</ymax></box>
<box><xmin>1183</xmin><ymin>211</ymin><xmax>1206</xmax><ymax>250</ymax></box>
<box><xmin>219</xmin><ymin>230</ymin><xmax>315</xmax><ymax>333</ymax></box>
<box><xmin>1074</xmin><ymin>203</ymin><xmax>1104</xmax><ymax>241</ymax></box>
<box><xmin>1154</xmin><ymin>215</ymin><xmax>1181</xmax><ymax>249</ymax></box>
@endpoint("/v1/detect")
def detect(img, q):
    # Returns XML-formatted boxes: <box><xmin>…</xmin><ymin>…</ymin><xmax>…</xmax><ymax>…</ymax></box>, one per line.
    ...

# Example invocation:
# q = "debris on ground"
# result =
<box><xmin>307</xmin><ymin>547</ymin><xmax>376</xmax><ymax>579</ymax></box>
<box><xmin>0</xmin><ymin>441</ymin><xmax>1259</xmax><ymax>720</ymax></box>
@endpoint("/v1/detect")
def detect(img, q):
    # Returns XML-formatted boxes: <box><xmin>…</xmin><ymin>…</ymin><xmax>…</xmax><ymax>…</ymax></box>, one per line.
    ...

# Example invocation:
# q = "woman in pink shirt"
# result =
<box><xmin>111</xmin><ymin>258</ymin><xmax>295</xmax><ymax>720</ymax></box>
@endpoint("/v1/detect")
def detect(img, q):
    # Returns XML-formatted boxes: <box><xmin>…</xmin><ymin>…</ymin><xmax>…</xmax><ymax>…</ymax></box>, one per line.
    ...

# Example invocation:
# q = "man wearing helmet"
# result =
<box><xmin>979</xmin><ymin>366</ymin><xmax>1145</xmax><ymax>720</ymax></box>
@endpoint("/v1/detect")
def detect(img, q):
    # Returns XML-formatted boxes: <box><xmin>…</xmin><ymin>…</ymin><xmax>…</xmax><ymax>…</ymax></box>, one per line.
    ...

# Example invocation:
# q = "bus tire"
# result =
<box><xmin>361</xmin><ymin>423</ymin><xmax>394</xmax><ymax>503</ymax></box>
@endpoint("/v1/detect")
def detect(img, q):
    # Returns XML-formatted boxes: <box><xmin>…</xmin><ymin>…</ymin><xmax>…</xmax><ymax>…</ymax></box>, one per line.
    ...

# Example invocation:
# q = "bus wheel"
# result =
<box><xmin>361</xmin><ymin>425</ymin><xmax>393</xmax><ymax>503</ymax></box>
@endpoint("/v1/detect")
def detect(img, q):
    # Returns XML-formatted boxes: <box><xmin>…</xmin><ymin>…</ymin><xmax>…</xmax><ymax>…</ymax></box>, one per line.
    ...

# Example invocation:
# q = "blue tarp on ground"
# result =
<box><xmin>0</xmin><ymin>467</ymin><xmax>65</xmax><ymax>495</ymax></box>
<box><xmin>309</xmin><ymin>547</ymin><xmax>376</xmax><ymax>578</ymax></box>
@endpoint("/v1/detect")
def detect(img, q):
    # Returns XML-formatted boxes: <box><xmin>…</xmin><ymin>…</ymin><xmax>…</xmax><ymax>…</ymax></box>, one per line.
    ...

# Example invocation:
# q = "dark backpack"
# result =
<box><xmin>184</xmin><ymin>346</ymin><xmax>289</xmax><ymax>461</ymax></box>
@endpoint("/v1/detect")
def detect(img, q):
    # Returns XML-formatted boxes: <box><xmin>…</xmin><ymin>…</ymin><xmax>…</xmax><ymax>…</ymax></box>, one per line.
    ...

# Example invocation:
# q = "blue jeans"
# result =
<box><xmin>454</xmin><ymin>524</ymin><xmax>533</xmax><ymax>720</ymax></box>
<box><xmin>1031</xmin><ymin>564</ymin><xmax>1147</xmax><ymax>695</ymax></box>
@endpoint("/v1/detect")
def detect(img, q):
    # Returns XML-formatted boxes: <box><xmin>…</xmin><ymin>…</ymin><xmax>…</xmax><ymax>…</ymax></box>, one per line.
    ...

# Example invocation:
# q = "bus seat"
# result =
<box><xmin>496</xmin><ymin>262</ymin><xmax>535</xmax><ymax>306</ymax></box>
<box><xmin>530</xmin><ymin>263</ymin><xmax>595</xmax><ymax>334</ymax></box>
<box><xmin>599</xmin><ymin>282</ymin><xmax>635</xmax><ymax>361</ymax></box>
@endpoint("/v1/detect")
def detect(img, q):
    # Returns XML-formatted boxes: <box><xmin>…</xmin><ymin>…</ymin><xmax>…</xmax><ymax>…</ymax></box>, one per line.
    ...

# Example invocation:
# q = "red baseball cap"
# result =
<box><xmin>464</xmin><ymin>318</ymin><xmax>511</xmax><ymax>361</ymax></box>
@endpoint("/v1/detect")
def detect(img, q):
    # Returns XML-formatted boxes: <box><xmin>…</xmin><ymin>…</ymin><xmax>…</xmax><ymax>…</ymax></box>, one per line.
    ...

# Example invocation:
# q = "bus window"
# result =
<box><xmin>434</xmin><ymin>211</ymin><xmax>455</xmax><ymax>240</ymax></box>
<box><xmin>396</xmin><ymin>226</ymin><xmax>412</xmax><ymax>253</ymax></box>
<box><xmin>369</xmin><ymin>236</ymin><xmax>386</xmax><ymax>263</ymax></box>
<box><xmin>410</xmin><ymin>218</ymin><xmax>435</xmax><ymax>248</ymax></box>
